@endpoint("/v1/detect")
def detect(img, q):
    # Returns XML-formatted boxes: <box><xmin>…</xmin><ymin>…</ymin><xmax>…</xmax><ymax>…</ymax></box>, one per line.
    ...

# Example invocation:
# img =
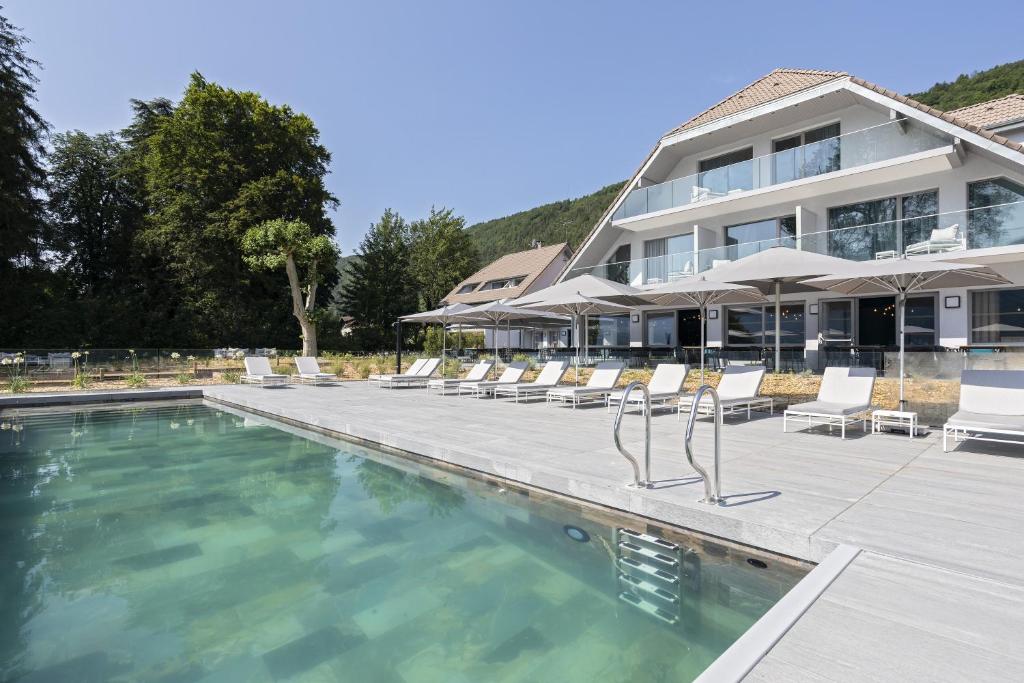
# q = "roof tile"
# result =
<box><xmin>443</xmin><ymin>243</ymin><xmax>570</xmax><ymax>304</ymax></box>
<box><xmin>948</xmin><ymin>94</ymin><xmax>1024</xmax><ymax>130</ymax></box>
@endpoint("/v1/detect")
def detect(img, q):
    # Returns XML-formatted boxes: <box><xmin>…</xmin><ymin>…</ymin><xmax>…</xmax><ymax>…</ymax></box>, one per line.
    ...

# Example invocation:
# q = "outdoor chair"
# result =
<box><xmin>677</xmin><ymin>365</ymin><xmax>773</xmax><ymax>420</ymax></box>
<box><xmin>241</xmin><ymin>356</ymin><xmax>288</xmax><ymax>387</ymax></box>
<box><xmin>943</xmin><ymin>370</ymin><xmax>1024</xmax><ymax>452</ymax></box>
<box><xmin>293</xmin><ymin>357</ymin><xmax>336</xmax><ymax>385</ymax></box>
<box><xmin>369</xmin><ymin>358</ymin><xmax>426</xmax><ymax>386</ymax></box>
<box><xmin>546</xmin><ymin>361</ymin><xmax>625</xmax><ymax>409</ymax></box>
<box><xmin>492</xmin><ymin>360</ymin><xmax>570</xmax><ymax>403</ymax></box>
<box><xmin>904</xmin><ymin>224</ymin><xmax>966</xmax><ymax>256</ymax></box>
<box><xmin>379</xmin><ymin>357</ymin><xmax>441</xmax><ymax>389</ymax></box>
<box><xmin>457</xmin><ymin>361</ymin><xmax>529</xmax><ymax>398</ymax></box>
<box><xmin>607</xmin><ymin>363</ymin><xmax>689</xmax><ymax>415</ymax></box>
<box><xmin>783</xmin><ymin>367</ymin><xmax>876</xmax><ymax>439</ymax></box>
<box><xmin>426</xmin><ymin>360</ymin><xmax>494</xmax><ymax>395</ymax></box>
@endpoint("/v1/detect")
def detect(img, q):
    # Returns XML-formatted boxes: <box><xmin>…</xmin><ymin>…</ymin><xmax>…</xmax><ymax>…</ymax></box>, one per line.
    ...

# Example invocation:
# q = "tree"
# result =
<box><xmin>337</xmin><ymin>209</ymin><xmax>416</xmax><ymax>349</ymax></box>
<box><xmin>137</xmin><ymin>72</ymin><xmax>337</xmax><ymax>346</ymax></box>
<box><xmin>242</xmin><ymin>218</ymin><xmax>338</xmax><ymax>356</ymax></box>
<box><xmin>408</xmin><ymin>207</ymin><xmax>479</xmax><ymax>311</ymax></box>
<box><xmin>0</xmin><ymin>11</ymin><xmax>49</xmax><ymax>341</ymax></box>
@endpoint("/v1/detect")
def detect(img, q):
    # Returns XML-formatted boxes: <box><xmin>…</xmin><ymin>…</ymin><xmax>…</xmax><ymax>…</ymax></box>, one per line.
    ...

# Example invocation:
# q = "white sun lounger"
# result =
<box><xmin>676</xmin><ymin>365</ymin><xmax>773</xmax><ymax>420</ymax></box>
<box><xmin>368</xmin><ymin>358</ymin><xmax>426</xmax><ymax>385</ymax></box>
<box><xmin>492</xmin><ymin>360</ymin><xmax>570</xmax><ymax>403</ymax></box>
<box><xmin>607</xmin><ymin>363</ymin><xmax>689</xmax><ymax>414</ymax></box>
<box><xmin>380</xmin><ymin>358</ymin><xmax>441</xmax><ymax>388</ymax></box>
<box><xmin>784</xmin><ymin>367</ymin><xmax>875</xmax><ymax>439</ymax></box>
<box><xmin>546</xmin><ymin>361</ymin><xmax>625</xmax><ymax>409</ymax></box>
<box><xmin>293</xmin><ymin>357</ymin><xmax>336</xmax><ymax>385</ymax></box>
<box><xmin>943</xmin><ymin>370</ymin><xmax>1024</xmax><ymax>452</ymax></box>
<box><xmin>426</xmin><ymin>360</ymin><xmax>494</xmax><ymax>395</ymax></box>
<box><xmin>241</xmin><ymin>356</ymin><xmax>288</xmax><ymax>387</ymax></box>
<box><xmin>458</xmin><ymin>362</ymin><xmax>529</xmax><ymax>398</ymax></box>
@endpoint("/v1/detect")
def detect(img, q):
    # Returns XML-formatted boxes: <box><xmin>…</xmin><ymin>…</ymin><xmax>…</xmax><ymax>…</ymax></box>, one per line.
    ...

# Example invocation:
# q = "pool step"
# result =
<box><xmin>614</xmin><ymin>528</ymin><xmax>686</xmax><ymax>626</ymax></box>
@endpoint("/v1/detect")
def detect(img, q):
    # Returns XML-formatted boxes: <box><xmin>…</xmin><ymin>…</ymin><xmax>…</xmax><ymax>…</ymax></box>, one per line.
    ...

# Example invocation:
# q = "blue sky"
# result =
<box><xmin>8</xmin><ymin>0</ymin><xmax>1023</xmax><ymax>252</ymax></box>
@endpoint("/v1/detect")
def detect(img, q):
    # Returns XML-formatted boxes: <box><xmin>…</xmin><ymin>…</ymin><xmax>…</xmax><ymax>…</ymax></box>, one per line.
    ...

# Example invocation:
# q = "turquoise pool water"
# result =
<box><xmin>0</xmin><ymin>402</ymin><xmax>805</xmax><ymax>682</ymax></box>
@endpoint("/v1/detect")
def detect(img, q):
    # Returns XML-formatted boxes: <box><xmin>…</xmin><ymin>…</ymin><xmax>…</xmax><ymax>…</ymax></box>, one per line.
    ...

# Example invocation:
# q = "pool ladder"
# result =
<box><xmin>614</xmin><ymin>528</ymin><xmax>699</xmax><ymax>626</ymax></box>
<box><xmin>612</xmin><ymin>381</ymin><xmax>723</xmax><ymax>504</ymax></box>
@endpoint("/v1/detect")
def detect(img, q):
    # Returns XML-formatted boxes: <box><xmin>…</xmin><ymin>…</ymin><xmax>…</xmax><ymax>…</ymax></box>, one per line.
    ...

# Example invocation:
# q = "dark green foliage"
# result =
<box><xmin>910</xmin><ymin>59</ymin><xmax>1024</xmax><ymax>111</ymax></box>
<box><xmin>466</xmin><ymin>182</ymin><xmax>626</xmax><ymax>264</ymax></box>
<box><xmin>336</xmin><ymin>209</ymin><xmax>417</xmax><ymax>350</ymax></box>
<box><xmin>0</xmin><ymin>12</ymin><xmax>50</xmax><ymax>341</ymax></box>
<box><xmin>408</xmin><ymin>207</ymin><xmax>479</xmax><ymax>310</ymax></box>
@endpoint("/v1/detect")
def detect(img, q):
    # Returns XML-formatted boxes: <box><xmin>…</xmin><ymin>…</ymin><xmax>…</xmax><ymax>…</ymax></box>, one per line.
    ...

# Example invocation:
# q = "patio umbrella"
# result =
<box><xmin>702</xmin><ymin>247</ymin><xmax>859</xmax><ymax>372</ymax></box>
<box><xmin>520</xmin><ymin>292</ymin><xmax>634</xmax><ymax>384</ymax></box>
<box><xmin>400</xmin><ymin>303</ymin><xmax>473</xmax><ymax>379</ymax></box>
<box><xmin>802</xmin><ymin>257</ymin><xmax>1010</xmax><ymax>408</ymax></box>
<box><xmin>449</xmin><ymin>302</ymin><xmax>568</xmax><ymax>379</ymax></box>
<box><xmin>602</xmin><ymin>275</ymin><xmax>766</xmax><ymax>383</ymax></box>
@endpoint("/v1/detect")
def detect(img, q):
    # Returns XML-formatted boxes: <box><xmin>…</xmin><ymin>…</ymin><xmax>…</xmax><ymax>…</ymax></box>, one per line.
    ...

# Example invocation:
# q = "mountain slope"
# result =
<box><xmin>465</xmin><ymin>182</ymin><xmax>625</xmax><ymax>264</ymax></box>
<box><xmin>910</xmin><ymin>59</ymin><xmax>1024</xmax><ymax>111</ymax></box>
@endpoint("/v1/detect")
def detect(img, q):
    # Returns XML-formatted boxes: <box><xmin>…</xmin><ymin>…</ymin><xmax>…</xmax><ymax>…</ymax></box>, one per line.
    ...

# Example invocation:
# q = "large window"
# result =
<box><xmin>727</xmin><ymin>304</ymin><xmax>805</xmax><ymax>347</ymax></box>
<box><xmin>643</xmin><ymin>233</ymin><xmax>694</xmax><ymax>283</ymax></box>
<box><xmin>972</xmin><ymin>289</ymin><xmax>1024</xmax><ymax>345</ymax></box>
<box><xmin>827</xmin><ymin>190</ymin><xmax>937</xmax><ymax>260</ymax></box>
<box><xmin>772</xmin><ymin>122</ymin><xmax>840</xmax><ymax>183</ymax></box>
<box><xmin>481</xmin><ymin>276</ymin><xmax>525</xmax><ymax>291</ymax></box>
<box><xmin>588</xmin><ymin>314</ymin><xmax>630</xmax><ymax>347</ymax></box>
<box><xmin>698</xmin><ymin>147</ymin><xmax>754</xmax><ymax>195</ymax></box>
<box><xmin>678</xmin><ymin>309</ymin><xmax>703</xmax><ymax>347</ymax></box>
<box><xmin>605</xmin><ymin>244</ymin><xmax>632</xmax><ymax>284</ymax></box>
<box><xmin>646</xmin><ymin>312</ymin><xmax>675</xmax><ymax>347</ymax></box>
<box><xmin>968</xmin><ymin>178</ymin><xmax>1024</xmax><ymax>249</ymax></box>
<box><xmin>904</xmin><ymin>296</ymin><xmax>937</xmax><ymax>348</ymax></box>
<box><xmin>725</xmin><ymin>216</ymin><xmax>797</xmax><ymax>259</ymax></box>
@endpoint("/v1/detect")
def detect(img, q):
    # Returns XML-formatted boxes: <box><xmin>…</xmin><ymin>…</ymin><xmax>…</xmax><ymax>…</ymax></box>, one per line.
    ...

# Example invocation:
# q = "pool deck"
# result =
<box><xmin>8</xmin><ymin>382</ymin><xmax>1024</xmax><ymax>680</ymax></box>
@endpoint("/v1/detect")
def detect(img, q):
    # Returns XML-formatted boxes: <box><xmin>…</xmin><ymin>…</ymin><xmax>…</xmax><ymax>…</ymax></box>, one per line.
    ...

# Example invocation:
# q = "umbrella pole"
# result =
<box><xmin>493</xmin><ymin>322</ymin><xmax>499</xmax><ymax>380</ymax></box>
<box><xmin>700</xmin><ymin>304</ymin><xmax>706</xmax><ymax>385</ymax></box>
<box><xmin>774</xmin><ymin>281</ymin><xmax>782</xmax><ymax>374</ymax></box>
<box><xmin>584</xmin><ymin>313</ymin><xmax>589</xmax><ymax>366</ymax></box>
<box><xmin>441</xmin><ymin>322</ymin><xmax>446</xmax><ymax>379</ymax></box>
<box><xmin>573</xmin><ymin>313</ymin><xmax>579</xmax><ymax>387</ymax></box>
<box><xmin>899</xmin><ymin>291</ymin><xmax>906</xmax><ymax>410</ymax></box>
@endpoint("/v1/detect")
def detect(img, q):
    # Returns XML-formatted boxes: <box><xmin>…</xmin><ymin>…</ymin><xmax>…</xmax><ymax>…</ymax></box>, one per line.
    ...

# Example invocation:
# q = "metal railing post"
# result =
<box><xmin>612</xmin><ymin>381</ymin><xmax>652</xmax><ymax>488</ymax></box>
<box><xmin>684</xmin><ymin>384</ymin><xmax>722</xmax><ymax>505</ymax></box>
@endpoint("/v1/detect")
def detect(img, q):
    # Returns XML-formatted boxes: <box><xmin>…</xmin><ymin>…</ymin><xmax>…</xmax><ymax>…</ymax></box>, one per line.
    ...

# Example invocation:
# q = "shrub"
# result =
<box><xmin>6</xmin><ymin>376</ymin><xmax>30</xmax><ymax>393</ymax></box>
<box><xmin>221</xmin><ymin>370</ymin><xmax>241</xmax><ymax>384</ymax></box>
<box><xmin>71</xmin><ymin>373</ymin><xmax>91</xmax><ymax>390</ymax></box>
<box><xmin>176</xmin><ymin>373</ymin><xmax>193</xmax><ymax>385</ymax></box>
<box><xmin>125</xmin><ymin>372</ymin><xmax>148</xmax><ymax>388</ymax></box>
<box><xmin>511</xmin><ymin>353</ymin><xmax>536</xmax><ymax>371</ymax></box>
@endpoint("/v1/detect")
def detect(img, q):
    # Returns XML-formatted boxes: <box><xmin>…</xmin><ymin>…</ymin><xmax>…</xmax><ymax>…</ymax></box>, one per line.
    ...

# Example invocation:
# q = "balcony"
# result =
<box><xmin>612</xmin><ymin>119</ymin><xmax>952</xmax><ymax>222</ymax></box>
<box><xmin>570</xmin><ymin>201</ymin><xmax>1024</xmax><ymax>286</ymax></box>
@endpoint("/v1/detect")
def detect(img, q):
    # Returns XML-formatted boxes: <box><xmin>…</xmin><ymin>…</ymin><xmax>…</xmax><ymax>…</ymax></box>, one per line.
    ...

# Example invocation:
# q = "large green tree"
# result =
<box><xmin>408</xmin><ymin>207</ymin><xmax>479</xmax><ymax>310</ymax></box>
<box><xmin>137</xmin><ymin>73</ymin><xmax>337</xmax><ymax>346</ymax></box>
<box><xmin>337</xmin><ymin>209</ymin><xmax>417</xmax><ymax>349</ymax></box>
<box><xmin>0</xmin><ymin>12</ymin><xmax>50</xmax><ymax>343</ymax></box>
<box><xmin>242</xmin><ymin>218</ymin><xmax>339</xmax><ymax>356</ymax></box>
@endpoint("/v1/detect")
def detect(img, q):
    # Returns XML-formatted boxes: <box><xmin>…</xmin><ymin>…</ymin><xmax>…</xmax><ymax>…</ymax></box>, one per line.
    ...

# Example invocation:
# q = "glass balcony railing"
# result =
<box><xmin>569</xmin><ymin>201</ymin><xmax>1024</xmax><ymax>284</ymax></box>
<box><xmin>611</xmin><ymin>119</ymin><xmax>952</xmax><ymax>221</ymax></box>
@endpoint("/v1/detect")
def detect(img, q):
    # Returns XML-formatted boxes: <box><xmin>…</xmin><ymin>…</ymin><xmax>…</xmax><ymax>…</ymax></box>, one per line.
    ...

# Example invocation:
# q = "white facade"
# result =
<box><xmin>561</xmin><ymin>76</ymin><xmax>1024</xmax><ymax>366</ymax></box>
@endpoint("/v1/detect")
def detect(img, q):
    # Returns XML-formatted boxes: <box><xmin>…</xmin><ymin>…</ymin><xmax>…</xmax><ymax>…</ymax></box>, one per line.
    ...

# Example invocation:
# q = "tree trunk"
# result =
<box><xmin>284</xmin><ymin>254</ymin><xmax>317</xmax><ymax>357</ymax></box>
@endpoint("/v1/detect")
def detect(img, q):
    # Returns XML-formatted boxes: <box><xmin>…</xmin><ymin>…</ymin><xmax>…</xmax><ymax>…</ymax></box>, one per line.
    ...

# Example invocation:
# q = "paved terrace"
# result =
<box><xmin>8</xmin><ymin>383</ymin><xmax>1024</xmax><ymax>680</ymax></box>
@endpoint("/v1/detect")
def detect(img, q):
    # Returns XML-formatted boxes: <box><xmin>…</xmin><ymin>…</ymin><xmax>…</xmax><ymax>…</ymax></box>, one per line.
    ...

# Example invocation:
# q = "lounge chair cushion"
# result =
<box><xmin>786</xmin><ymin>400</ymin><xmax>869</xmax><ymax>416</ymax></box>
<box><xmin>549</xmin><ymin>386</ymin><xmax>610</xmax><ymax>396</ymax></box>
<box><xmin>945</xmin><ymin>410</ymin><xmax>1024</xmax><ymax>433</ymax></box>
<box><xmin>958</xmin><ymin>370</ymin><xmax>1024</xmax><ymax>416</ymax></box>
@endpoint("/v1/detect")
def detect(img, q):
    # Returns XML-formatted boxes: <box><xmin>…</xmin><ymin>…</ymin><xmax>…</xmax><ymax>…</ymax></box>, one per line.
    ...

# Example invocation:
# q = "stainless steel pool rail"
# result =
<box><xmin>612</xmin><ymin>381</ymin><xmax>652</xmax><ymax>488</ymax></box>
<box><xmin>684</xmin><ymin>384</ymin><xmax>722</xmax><ymax>505</ymax></box>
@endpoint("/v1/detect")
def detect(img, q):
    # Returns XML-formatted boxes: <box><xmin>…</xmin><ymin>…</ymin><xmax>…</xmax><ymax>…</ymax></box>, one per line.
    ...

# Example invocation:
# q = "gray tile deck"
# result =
<box><xmin>12</xmin><ymin>383</ymin><xmax>1024</xmax><ymax>680</ymax></box>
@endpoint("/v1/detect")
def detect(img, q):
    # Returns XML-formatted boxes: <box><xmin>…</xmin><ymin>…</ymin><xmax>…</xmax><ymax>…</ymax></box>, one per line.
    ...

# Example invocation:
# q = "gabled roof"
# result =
<box><xmin>443</xmin><ymin>243</ymin><xmax>571</xmax><ymax>305</ymax></box>
<box><xmin>664</xmin><ymin>68</ymin><xmax>847</xmax><ymax>137</ymax></box>
<box><xmin>949</xmin><ymin>94</ymin><xmax>1024</xmax><ymax>130</ymax></box>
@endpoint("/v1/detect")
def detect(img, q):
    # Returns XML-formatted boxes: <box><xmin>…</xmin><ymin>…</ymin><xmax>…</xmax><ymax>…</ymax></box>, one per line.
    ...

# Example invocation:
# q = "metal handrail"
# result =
<box><xmin>684</xmin><ymin>384</ymin><xmax>722</xmax><ymax>505</ymax></box>
<box><xmin>612</xmin><ymin>381</ymin><xmax>651</xmax><ymax>488</ymax></box>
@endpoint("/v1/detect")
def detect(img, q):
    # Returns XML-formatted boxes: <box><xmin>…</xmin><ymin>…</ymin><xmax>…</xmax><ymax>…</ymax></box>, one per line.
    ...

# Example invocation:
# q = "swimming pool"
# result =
<box><xmin>0</xmin><ymin>402</ymin><xmax>806</xmax><ymax>682</ymax></box>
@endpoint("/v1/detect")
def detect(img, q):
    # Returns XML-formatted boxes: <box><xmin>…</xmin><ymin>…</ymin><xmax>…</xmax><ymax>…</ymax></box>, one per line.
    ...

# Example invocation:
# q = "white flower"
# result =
<box><xmin>71</xmin><ymin>352</ymin><xmax>81</xmax><ymax>359</ymax></box>
<box><xmin>1</xmin><ymin>358</ymin><xmax>11</xmax><ymax>366</ymax></box>
<box><xmin>13</xmin><ymin>357</ymin><xmax>23</xmax><ymax>365</ymax></box>
<box><xmin>186</xmin><ymin>355</ymin><xmax>196</xmax><ymax>362</ymax></box>
<box><xmin>234</xmin><ymin>351</ymin><xmax>246</xmax><ymax>360</ymax></box>
<box><xmin>170</xmin><ymin>352</ymin><xmax>181</xmax><ymax>360</ymax></box>
<box><xmin>128</xmin><ymin>349</ymin><xmax>135</xmax><ymax>355</ymax></box>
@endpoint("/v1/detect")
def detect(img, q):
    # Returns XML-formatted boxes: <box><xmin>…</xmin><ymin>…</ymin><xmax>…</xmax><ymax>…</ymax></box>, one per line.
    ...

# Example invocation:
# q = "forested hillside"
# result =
<box><xmin>910</xmin><ymin>59</ymin><xmax>1024</xmax><ymax>110</ymax></box>
<box><xmin>466</xmin><ymin>182</ymin><xmax>625</xmax><ymax>263</ymax></box>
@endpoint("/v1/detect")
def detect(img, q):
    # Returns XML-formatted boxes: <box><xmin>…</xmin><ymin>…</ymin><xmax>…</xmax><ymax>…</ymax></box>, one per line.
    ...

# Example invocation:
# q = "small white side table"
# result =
<box><xmin>872</xmin><ymin>409</ymin><xmax>918</xmax><ymax>438</ymax></box>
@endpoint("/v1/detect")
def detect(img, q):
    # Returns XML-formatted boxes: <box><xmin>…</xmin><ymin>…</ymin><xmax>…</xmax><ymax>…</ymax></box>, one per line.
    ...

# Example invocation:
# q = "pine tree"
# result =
<box><xmin>337</xmin><ymin>209</ymin><xmax>417</xmax><ymax>349</ymax></box>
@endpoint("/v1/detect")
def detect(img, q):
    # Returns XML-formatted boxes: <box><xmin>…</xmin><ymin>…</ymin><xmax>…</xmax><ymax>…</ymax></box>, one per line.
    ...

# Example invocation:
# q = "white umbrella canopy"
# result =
<box><xmin>702</xmin><ymin>247</ymin><xmax>859</xmax><ymax>372</ymax></box>
<box><xmin>604</xmin><ymin>275</ymin><xmax>767</xmax><ymax>382</ymax></box>
<box><xmin>400</xmin><ymin>303</ymin><xmax>473</xmax><ymax>379</ymax></box>
<box><xmin>513</xmin><ymin>273</ymin><xmax>649</xmax><ymax>307</ymax></box>
<box><xmin>449</xmin><ymin>302</ymin><xmax>568</xmax><ymax>379</ymax></box>
<box><xmin>802</xmin><ymin>257</ymin><xmax>1011</xmax><ymax>407</ymax></box>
